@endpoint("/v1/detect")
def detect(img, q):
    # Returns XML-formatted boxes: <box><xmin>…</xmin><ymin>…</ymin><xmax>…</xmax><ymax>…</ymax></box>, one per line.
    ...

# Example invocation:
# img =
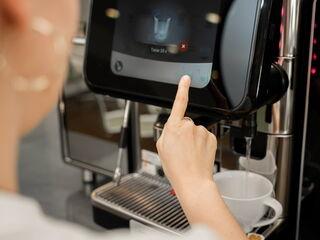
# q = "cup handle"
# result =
<box><xmin>252</xmin><ymin>197</ymin><xmax>283</xmax><ymax>228</ymax></box>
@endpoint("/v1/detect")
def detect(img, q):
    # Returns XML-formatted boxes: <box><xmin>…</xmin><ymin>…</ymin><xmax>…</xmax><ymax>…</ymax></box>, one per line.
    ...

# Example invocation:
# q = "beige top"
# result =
<box><xmin>0</xmin><ymin>191</ymin><xmax>218</xmax><ymax>240</ymax></box>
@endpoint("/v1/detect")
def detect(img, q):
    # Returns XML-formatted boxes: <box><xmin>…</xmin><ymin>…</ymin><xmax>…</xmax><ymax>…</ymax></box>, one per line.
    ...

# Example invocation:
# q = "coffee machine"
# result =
<box><xmin>76</xmin><ymin>0</ymin><xmax>317</xmax><ymax>238</ymax></box>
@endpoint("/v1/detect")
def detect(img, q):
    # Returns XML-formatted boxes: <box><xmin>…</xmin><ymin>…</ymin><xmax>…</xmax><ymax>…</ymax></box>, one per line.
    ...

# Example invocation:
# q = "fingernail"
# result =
<box><xmin>180</xmin><ymin>75</ymin><xmax>191</xmax><ymax>85</ymax></box>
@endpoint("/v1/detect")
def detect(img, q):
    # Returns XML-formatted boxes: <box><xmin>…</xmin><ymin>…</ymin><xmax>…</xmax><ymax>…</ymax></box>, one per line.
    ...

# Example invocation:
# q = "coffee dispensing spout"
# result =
<box><xmin>242</xmin><ymin>113</ymin><xmax>257</xmax><ymax>139</ymax></box>
<box><xmin>241</xmin><ymin>113</ymin><xmax>257</xmax><ymax>162</ymax></box>
<box><xmin>238</xmin><ymin>62</ymin><xmax>289</xmax><ymax>142</ymax></box>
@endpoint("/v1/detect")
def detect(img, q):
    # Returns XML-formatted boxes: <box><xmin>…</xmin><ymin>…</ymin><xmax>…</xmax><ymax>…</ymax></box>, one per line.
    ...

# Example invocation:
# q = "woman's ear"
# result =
<box><xmin>0</xmin><ymin>0</ymin><xmax>30</xmax><ymax>29</ymax></box>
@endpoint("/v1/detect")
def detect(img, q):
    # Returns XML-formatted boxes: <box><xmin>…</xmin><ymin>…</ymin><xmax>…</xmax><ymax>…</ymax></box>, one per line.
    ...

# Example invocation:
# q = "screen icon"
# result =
<box><xmin>114</xmin><ymin>61</ymin><xmax>124</xmax><ymax>72</ymax></box>
<box><xmin>179</xmin><ymin>42</ymin><xmax>189</xmax><ymax>53</ymax></box>
<box><xmin>154</xmin><ymin>16</ymin><xmax>172</xmax><ymax>43</ymax></box>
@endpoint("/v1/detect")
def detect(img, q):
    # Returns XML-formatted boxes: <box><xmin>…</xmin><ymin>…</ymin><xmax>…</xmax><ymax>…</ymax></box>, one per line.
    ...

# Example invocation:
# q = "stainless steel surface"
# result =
<box><xmin>82</xmin><ymin>169</ymin><xmax>95</xmax><ymax>183</ymax></box>
<box><xmin>92</xmin><ymin>173</ymin><xmax>190</xmax><ymax>235</ymax></box>
<box><xmin>279</xmin><ymin>0</ymin><xmax>302</xmax><ymax>57</ymax></box>
<box><xmin>131</xmin><ymin>102</ymin><xmax>142</xmax><ymax>172</ymax></box>
<box><xmin>113</xmin><ymin>101</ymin><xmax>132</xmax><ymax>185</ymax></box>
<box><xmin>123</xmin><ymin>101</ymin><xmax>132</xmax><ymax>127</ymax></box>
<box><xmin>261</xmin><ymin>219</ymin><xmax>285</xmax><ymax>238</ymax></box>
<box><xmin>273</xmin><ymin>136</ymin><xmax>293</xmax><ymax>216</ymax></box>
<box><xmin>268</xmin><ymin>59</ymin><xmax>295</xmax><ymax>134</ymax></box>
<box><xmin>265</xmin><ymin>0</ymin><xmax>302</xmax><ymax>135</ymax></box>
<box><xmin>113</xmin><ymin>150</ymin><xmax>123</xmax><ymax>185</ymax></box>
<box><xmin>264</xmin><ymin>0</ymin><xmax>306</xmax><ymax>222</ymax></box>
<box><xmin>59</xmin><ymin>38</ymin><xmax>129</xmax><ymax>177</ymax></box>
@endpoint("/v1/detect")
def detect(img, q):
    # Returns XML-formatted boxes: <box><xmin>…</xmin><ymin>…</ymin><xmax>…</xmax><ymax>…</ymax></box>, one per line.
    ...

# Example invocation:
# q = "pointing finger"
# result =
<box><xmin>168</xmin><ymin>75</ymin><xmax>191</xmax><ymax>123</ymax></box>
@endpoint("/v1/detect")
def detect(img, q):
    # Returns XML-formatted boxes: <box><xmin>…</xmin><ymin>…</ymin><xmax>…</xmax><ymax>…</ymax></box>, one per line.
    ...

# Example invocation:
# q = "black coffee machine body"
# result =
<box><xmin>82</xmin><ymin>0</ymin><xmax>316</xmax><ymax>239</ymax></box>
<box><xmin>84</xmin><ymin>0</ymin><xmax>287</xmax><ymax>120</ymax></box>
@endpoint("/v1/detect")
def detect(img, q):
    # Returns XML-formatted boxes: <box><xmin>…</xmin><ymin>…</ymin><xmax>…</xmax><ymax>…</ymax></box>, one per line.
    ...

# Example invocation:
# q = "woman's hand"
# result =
<box><xmin>156</xmin><ymin>76</ymin><xmax>247</xmax><ymax>240</ymax></box>
<box><xmin>156</xmin><ymin>75</ymin><xmax>217</xmax><ymax>194</ymax></box>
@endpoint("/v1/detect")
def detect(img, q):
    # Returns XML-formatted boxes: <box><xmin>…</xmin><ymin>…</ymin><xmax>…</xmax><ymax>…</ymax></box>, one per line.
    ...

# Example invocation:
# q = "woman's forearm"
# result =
<box><xmin>176</xmin><ymin>180</ymin><xmax>247</xmax><ymax>240</ymax></box>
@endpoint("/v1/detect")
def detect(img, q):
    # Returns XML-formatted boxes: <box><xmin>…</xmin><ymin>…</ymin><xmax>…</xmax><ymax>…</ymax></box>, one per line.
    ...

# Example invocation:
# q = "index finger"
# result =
<box><xmin>168</xmin><ymin>75</ymin><xmax>191</xmax><ymax>123</ymax></box>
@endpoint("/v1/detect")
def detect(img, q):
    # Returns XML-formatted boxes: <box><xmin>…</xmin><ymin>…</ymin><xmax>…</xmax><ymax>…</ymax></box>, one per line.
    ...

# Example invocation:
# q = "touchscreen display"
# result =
<box><xmin>111</xmin><ymin>0</ymin><xmax>221</xmax><ymax>88</ymax></box>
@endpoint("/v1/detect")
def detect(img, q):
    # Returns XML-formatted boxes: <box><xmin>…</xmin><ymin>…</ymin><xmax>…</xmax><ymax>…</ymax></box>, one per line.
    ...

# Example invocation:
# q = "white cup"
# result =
<box><xmin>214</xmin><ymin>171</ymin><xmax>283</xmax><ymax>233</ymax></box>
<box><xmin>239</xmin><ymin>151</ymin><xmax>277</xmax><ymax>185</ymax></box>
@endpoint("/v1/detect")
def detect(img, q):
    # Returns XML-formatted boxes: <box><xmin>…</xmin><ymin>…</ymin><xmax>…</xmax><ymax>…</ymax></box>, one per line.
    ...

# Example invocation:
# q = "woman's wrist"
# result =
<box><xmin>174</xmin><ymin>177</ymin><xmax>247</xmax><ymax>240</ymax></box>
<box><xmin>174</xmin><ymin>177</ymin><xmax>218</xmax><ymax>208</ymax></box>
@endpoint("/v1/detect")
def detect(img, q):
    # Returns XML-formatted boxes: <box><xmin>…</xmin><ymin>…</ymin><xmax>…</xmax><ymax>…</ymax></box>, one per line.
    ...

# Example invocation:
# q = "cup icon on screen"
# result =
<box><xmin>114</xmin><ymin>61</ymin><xmax>123</xmax><ymax>72</ymax></box>
<box><xmin>154</xmin><ymin>16</ymin><xmax>172</xmax><ymax>42</ymax></box>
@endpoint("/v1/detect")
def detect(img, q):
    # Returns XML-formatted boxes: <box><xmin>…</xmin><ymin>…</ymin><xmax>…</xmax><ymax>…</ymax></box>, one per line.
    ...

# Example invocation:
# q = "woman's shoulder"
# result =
<box><xmin>0</xmin><ymin>191</ymin><xmax>44</xmax><ymax>235</ymax></box>
<box><xmin>0</xmin><ymin>191</ymin><xmax>42</xmax><ymax>215</ymax></box>
<box><xmin>0</xmin><ymin>191</ymin><xmax>219</xmax><ymax>240</ymax></box>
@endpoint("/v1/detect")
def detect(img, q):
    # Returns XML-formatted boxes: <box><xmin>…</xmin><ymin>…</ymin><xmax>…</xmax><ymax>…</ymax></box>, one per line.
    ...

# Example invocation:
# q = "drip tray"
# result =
<box><xmin>91</xmin><ymin>173</ymin><xmax>190</xmax><ymax>235</ymax></box>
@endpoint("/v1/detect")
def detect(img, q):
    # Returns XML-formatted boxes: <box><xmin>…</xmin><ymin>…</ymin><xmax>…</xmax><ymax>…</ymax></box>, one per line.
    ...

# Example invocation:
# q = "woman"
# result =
<box><xmin>0</xmin><ymin>1</ymin><xmax>247</xmax><ymax>239</ymax></box>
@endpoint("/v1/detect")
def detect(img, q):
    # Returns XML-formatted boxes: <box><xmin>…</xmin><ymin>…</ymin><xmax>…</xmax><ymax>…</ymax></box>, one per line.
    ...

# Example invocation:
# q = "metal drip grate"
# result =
<box><xmin>91</xmin><ymin>173</ymin><xmax>190</xmax><ymax>234</ymax></box>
